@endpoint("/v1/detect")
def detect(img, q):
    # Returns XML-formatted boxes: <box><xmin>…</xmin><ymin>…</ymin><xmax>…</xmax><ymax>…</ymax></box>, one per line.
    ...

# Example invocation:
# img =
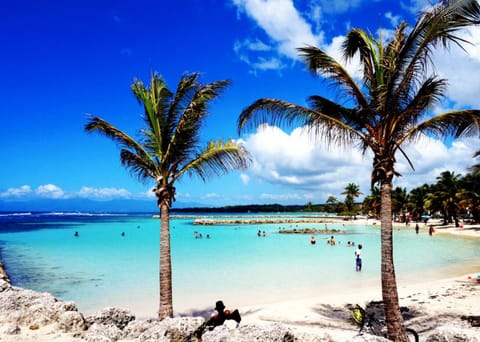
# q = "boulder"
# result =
<box><xmin>57</xmin><ymin>310</ymin><xmax>86</xmax><ymax>333</ymax></box>
<box><xmin>83</xmin><ymin>322</ymin><xmax>123</xmax><ymax>342</ymax></box>
<box><xmin>85</xmin><ymin>307</ymin><xmax>135</xmax><ymax>330</ymax></box>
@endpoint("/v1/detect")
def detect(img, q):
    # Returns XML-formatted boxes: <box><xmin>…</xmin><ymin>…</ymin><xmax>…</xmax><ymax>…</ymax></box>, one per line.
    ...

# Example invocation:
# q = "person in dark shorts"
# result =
<box><xmin>355</xmin><ymin>244</ymin><xmax>363</xmax><ymax>271</ymax></box>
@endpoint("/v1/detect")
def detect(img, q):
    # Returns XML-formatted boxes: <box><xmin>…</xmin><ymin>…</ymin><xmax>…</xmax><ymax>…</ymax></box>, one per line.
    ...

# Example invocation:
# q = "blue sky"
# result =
<box><xmin>1</xmin><ymin>0</ymin><xmax>480</xmax><ymax>210</ymax></box>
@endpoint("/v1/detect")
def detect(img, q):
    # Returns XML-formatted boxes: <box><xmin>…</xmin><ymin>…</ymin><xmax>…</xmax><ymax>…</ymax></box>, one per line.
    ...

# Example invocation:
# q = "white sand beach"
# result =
<box><xmin>1</xmin><ymin>219</ymin><xmax>479</xmax><ymax>341</ymax></box>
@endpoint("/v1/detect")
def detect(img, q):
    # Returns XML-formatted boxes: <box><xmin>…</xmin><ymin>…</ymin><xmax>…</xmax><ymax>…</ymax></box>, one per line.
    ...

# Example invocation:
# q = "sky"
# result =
<box><xmin>1</xmin><ymin>0</ymin><xmax>480</xmax><ymax>211</ymax></box>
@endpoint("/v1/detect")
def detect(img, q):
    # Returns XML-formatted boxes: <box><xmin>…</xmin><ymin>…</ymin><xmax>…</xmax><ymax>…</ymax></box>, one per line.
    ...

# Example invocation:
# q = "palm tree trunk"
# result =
<box><xmin>380</xmin><ymin>181</ymin><xmax>408</xmax><ymax>341</ymax></box>
<box><xmin>158</xmin><ymin>203</ymin><xmax>173</xmax><ymax>319</ymax></box>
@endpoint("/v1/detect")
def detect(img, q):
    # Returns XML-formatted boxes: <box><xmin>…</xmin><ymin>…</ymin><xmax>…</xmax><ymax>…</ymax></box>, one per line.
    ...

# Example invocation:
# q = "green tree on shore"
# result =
<box><xmin>238</xmin><ymin>1</ymin><xmax>480</xmax><ymax>339</ymax></box>
<box><xmin>85</xmin><ymin>73</ymin><xmax>250</xmax><ymax>319</ymax></box>
<box><xmin>342</xmin><ymin>183</ymin><xmax>362</xmax><ymax>212</ymax></box>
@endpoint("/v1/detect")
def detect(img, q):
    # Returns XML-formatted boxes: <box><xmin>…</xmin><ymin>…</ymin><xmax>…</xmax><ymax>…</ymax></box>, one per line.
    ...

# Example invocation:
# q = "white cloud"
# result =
<box><xmin>241</xmin><ymin>125</ymin><xmax>479</xmax><ymax>201</ymax></box>
<box><xmin>433</xmin><ymin>26</ymin><xmax>480</xmax><ymax>108</ymax></box>
<box><xmin>233</xmin><ymin>0</ymin><xmax>322</xmax><ymax>69</ymax></box>
<box><xmin>240</xmin><ymin>173</ymin><xmax>250</xmax><ymax>184</ymax></box>
<box><xmin>385</xmin><ymin>12</ymin><xmax>401</xmax><ymax>27</ymax></box>
<box><xmin>78</xmin><ymin>186</ymin><xmax>132</xmax><ymax>199</ymax></box>
<box><xmin>314</xmin><ymin>0</ymin><xmax>362</xmax><ymax>14</ymax></box>
<box><xmin>0</xmin><ymin>185</ymin><xmax>33</xmax><ymax>198</ymax></box>
<box><xmin>36</xmin><ymin>184</ymin><xmax>67</xmax><ymax>199</ymax></box>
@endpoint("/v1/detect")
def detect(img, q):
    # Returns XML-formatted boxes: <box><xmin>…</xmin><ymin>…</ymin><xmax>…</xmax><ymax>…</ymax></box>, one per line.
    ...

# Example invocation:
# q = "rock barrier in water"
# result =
<box><xmin>278</xmin><ymin>227</ymin><xmax>341</xmax><ymax>234</ymax></box>
<box><xmin>193</xmin><ymin>217</ymin><xmax>345</xmax><ymax>225</ymax></box>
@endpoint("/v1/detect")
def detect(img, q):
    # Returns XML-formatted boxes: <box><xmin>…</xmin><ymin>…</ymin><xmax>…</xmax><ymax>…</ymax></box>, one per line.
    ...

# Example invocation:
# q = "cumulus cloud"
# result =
<box><xmin>78</xmin><ymin>186</ymin><xmax>132</xmax><ymax>199</ymax></box>
<box><xmin>241</xmin><ymin>125</ymin><xmax>479</xmax><ymax>201</ymax></box>
<box><xmin>0</xmin><ymin>185</ymin><xmax>33</xmax><ymax>198</ymax></box>
<box><xmin>36</xmin><ymin>184</ymin><xmax>67</xmax><ymax>199</ymax></box>
<box><xmin>314</xmin><ymin>0</ymin><xmax>362</xmax><ymax>14</ymax></box>
<box><xmin>433</xmin><ymin>26</ymin><xmax>480</xmax><ymax>108</ymax></box>
<box><xmin>240</xmin><ymin>173</ymin><xmax>250</xmax><ymax>184</ymax></box>
<box><xmin>233</xmin><ymin>0</ymin><xmax>322</xmax><ymax>70</ymax></box>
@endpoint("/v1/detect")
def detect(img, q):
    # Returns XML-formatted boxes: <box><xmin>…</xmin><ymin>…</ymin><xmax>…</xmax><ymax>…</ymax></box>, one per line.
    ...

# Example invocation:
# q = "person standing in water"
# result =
<box><xmin>355</xmin><ymin>244</ymin><xmax>363</xmax><ymax>271</ymax></box>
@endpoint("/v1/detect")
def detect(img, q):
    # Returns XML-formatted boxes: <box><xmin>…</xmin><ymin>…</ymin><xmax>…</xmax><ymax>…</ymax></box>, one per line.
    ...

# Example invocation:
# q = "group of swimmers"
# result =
<box><xmin>73</xmin><ymin>231</ymin><xmax>126</xmax><ymax>237</ymax></box>
<box><xmin>309</xmin><ymin>234</ymin><xmax>363</xmax><ymax>271</ymax></box>
<box><xmin>310</xmin><ymin>235</ymin><xmax>357</xmax><ymax>247</ymax></box>
<box><xmin>257</xmin><ymin>230</ymin><xmax>267</xmax><ymax>237</ymax></box>
<box><xmin>193</xmin><ymin>231</ymin><xmax>210</xmax><ymax>239</ymax></box>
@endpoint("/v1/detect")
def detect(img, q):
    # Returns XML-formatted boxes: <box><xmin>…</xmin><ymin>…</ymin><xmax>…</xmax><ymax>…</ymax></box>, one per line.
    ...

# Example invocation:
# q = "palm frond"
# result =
<box><xmin>342</xmin><ymin>28</ymin><xmax>380</xmax><ymax>91</ymax></box>
<box><xmin>395</xmin><ymin>0</ymin><xmax>480</xmax><ymax>105</ymax></box>
<box><xmin>120</xmin><ymin>149</ymin><xmax>160</xmax><ymax>182</ymax></box>
<box><xmin>407</xmin><ymin>110</ymin><xmax>480</xmax><ymax>141</ymax></box>
<box><xmin>297</xmin><ymin>45</ymin><xmax>370</xmax><ymax>109</ymax></box>
<box><xmin>174</xmin><ymin>139</ymin><xmax>251</xmax><ymax>182</ymax></box>
<box><xmin>164</xmin><ymin>78</ymin><xmax>231</xmax><ymax>167</ymax></box>
<box><xmin>85</xmin><ymin>115</ymin><xmax>145</xmax><ymax>154</ymax></box>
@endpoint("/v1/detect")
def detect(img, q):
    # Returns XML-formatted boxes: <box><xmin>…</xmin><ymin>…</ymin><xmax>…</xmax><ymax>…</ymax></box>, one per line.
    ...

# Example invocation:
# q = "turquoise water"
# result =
<box><xmin>0</xmin><ymin>212</ymin><xmax>479</xmax><ymax>318</ymax></box>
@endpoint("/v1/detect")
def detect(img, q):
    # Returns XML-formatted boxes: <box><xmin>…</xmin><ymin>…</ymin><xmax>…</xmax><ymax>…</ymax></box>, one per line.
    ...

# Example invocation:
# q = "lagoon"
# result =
<box><xmin>0</xmin><ymin>212</ymin><xmax>478</xmax><ymax>318</ymax></box>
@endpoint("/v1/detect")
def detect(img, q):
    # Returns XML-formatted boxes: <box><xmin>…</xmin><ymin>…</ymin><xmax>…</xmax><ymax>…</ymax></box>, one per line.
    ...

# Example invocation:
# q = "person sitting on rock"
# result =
<box><xmin>193</xmin><ymin>300</ymin><xmax>241</xmax><ymax>339</ymax></box>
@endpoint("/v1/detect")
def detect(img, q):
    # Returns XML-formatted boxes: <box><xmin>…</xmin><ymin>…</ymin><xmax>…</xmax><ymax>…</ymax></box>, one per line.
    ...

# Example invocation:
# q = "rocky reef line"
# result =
<box><xmin>192</xmin><ymin>217</ymin><xmax>350</xmax><ymax>226</ymax></box>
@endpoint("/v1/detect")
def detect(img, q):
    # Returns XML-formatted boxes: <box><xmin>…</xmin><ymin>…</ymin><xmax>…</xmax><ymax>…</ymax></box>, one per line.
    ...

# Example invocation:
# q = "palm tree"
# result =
<box><xmin>238</xmin><ymin>1</ymin><xmax>480</xmax><ymax>339</ymax></box>
<box><xmin>406</xmin><ymin>184</ymin><xmax>430</xmax><ymax>221</ymax></box>
<box><xmin>392</xmin><ymin>187</ymin><xmax>408</xmax><ymax>222</ymax></box>
<box><xmin>459</xmin><ymin>171</ymin><xmax>480</xmax><ymax>222</ymax></box>
<box><xmin>85</xmin><ymin>72</ymin><xmax>251</xmax><ymax>319</ymax></box>
<box><xmin>362</xmin><ymin>186</ymin><xmax>381</xmax><ymax>218</ymax></box>
<box><xmin>342</xmin><ymin>183</ymin><xmax>362</xmax><ymax>212</ymax></box>
<box><xmin>434</xmin><ymin>170</ymin><xmax>462</xmax><ymax>225</ymax></box>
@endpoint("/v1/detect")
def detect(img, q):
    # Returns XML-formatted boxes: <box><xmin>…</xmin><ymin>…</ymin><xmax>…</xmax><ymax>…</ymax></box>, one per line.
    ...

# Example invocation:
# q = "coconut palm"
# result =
<box><xmin>392</xmin><ymin>187</ymin><xmax>408</xmax><ymax>221</ymax></box>
<box><xmin>237</xmin><ymin>1</ymin><xmax>480</xmax><ymax>339</ymax></box>
<box><xmin>342</xmin><ymin>183</ymin><xmax>362</xmax><ymax>212</ymax></box>
<box><xmin>406</xmin><ymin>184</ymin><xmax>431</xmax><ymax>221</ymax></box>
<box><xmin>85</xmin><ymin>72</ymin><xmax>251</xmax><ymax>319</ymax></box>
<box><xmin>434</xmin><ymin>170</ymin><xmax>462</xmax><ymax>225</ymax></box>
<box><xmin>362</xmin><ymin>186</ymin><xmax>381</xmax><ymax>218</ymax></box>
<box><xmin>459</xmin><ymin>171</ymin><xmax>480</xmax><ymax>222</ymax></box>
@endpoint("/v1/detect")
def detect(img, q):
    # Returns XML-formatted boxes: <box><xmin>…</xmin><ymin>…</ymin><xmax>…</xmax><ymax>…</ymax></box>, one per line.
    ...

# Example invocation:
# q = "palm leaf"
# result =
<box><xmin>174</xmin><ymin>139</ymin><xmax>251</xmax><ymax>182</ymax></box>
<box><xmin>297</xmin><ymin>46</ymin><xmax>370</xmax><ymax>109</ymax></box>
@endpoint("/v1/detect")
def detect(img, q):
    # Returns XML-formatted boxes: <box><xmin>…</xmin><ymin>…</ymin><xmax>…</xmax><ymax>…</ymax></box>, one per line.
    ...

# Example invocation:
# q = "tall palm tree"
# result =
<box><xmin>238</xmin><ymin>1</ymin><xmax>480</xmax><ymax>339</ymax></box>
<box><xmin>85</xmin><ymin>72</ymin><xmax>251</xmax><ymax>319</ymax></box>
<box><xmin>342</xmin><ymin>183</ymin><xmax>362</xmax><ymax>212</ymax></box>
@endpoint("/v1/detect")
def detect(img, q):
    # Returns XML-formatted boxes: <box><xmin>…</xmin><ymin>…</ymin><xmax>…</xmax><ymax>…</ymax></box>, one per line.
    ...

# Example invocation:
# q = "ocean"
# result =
<box><xmin>0</xmin><ymin>211</ymin><xmax>479</xmax><ymax>318</ymax></box>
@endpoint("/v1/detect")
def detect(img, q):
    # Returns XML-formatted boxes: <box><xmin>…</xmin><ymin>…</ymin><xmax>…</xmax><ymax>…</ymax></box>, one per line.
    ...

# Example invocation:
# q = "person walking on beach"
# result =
<box><xmin>428</xmin><ymin>225</ymin><xmax>434</xmax><ymax>236</ymax></box>
<box><xmin>415</xmin><ymin>223</ymin><xmax>419</xmax><ymax>234</ymax></box>
<box><xmin>355</xmin><ymin>244</ymin><xmax>363</xmax><ymax>271</ymax></box>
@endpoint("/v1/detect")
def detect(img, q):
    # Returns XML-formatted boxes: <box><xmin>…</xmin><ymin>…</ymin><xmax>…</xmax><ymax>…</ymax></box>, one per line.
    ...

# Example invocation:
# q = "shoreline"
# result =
<box><xmin>1</xmin><ymin>269</ymin><xmax>479</xmax><ymax>341</ymax></box>
<box><xmin>1</xmin><ymin>217</ymin><xmax>479</xmax><ymax>340</ymax></box>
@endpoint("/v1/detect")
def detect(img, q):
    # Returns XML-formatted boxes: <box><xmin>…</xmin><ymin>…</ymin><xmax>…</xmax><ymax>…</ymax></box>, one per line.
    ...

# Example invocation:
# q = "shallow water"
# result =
<box><xmin>0</xmin><ymin>212</ymin><xmax>479</xmax><ymax>317</ymax></box>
